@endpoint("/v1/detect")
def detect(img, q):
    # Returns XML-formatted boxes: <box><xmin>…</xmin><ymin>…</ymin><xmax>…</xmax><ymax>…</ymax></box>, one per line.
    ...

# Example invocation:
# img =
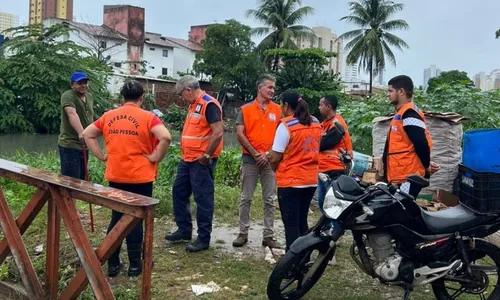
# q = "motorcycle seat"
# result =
<box><xmin>421</xmin><ymin>204</ymin><xmax>494</xmax><ymax>234</ymax></box>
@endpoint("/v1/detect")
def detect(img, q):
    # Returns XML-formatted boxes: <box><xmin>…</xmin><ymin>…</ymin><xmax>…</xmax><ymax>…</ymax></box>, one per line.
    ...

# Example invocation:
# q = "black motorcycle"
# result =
<box><xmin>267</xmin><ymin>155</ymin><xmax>500</xmax><ymax>299</ymax></box>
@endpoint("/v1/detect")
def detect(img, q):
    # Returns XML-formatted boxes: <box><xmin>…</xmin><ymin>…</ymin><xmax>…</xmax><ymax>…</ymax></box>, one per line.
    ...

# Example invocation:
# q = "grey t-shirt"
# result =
<box><xmin>236</xmin><ymin>110</ymin><xmax>257</xmax><ymax>164</ymax></box>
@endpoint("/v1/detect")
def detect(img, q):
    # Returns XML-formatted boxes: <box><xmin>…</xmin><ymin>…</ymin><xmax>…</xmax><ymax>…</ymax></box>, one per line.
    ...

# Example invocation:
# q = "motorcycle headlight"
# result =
<box><xmin>323</xmin><ymin>188</ymin><xmax>352</xmax><ymax>219</ymax></box>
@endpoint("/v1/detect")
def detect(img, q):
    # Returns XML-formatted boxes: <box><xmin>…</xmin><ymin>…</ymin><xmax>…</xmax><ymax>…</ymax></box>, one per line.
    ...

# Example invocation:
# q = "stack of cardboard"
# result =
<box><xmin>417</xmin><ymin>190</ymin><xmax>459</xmax><ymax>211</ymax></box>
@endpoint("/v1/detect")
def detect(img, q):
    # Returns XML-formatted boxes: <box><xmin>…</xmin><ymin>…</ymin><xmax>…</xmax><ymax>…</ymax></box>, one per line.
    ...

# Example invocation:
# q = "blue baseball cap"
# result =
<box><xmin>70</xmin><ymin>72</ymin><xmax>89</xmax><ymax>83</ymax></box>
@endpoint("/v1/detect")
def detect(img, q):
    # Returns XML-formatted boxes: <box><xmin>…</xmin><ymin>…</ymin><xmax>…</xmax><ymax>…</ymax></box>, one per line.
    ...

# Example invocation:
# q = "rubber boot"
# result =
<box><xmin>107</xmin><ymin>247</ymin><xmax>122</xmax><ymax>277</ymax></box>
<box><xmin>127</xmin><ymin>243</ymin><xmax>142</xmax><ymax>277</ymax></box>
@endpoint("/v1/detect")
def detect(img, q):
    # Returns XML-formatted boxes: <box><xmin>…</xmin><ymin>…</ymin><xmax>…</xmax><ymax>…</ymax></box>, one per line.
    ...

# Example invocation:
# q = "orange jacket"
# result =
<box><xmin>240</xmin><ymin>100</ymin><xmax>281</xmax><ymax>155</ymax></box>
<box><xmin>95</xmin><ymin>103</ymin><xmax>162</xmax><ymax>183</ymax></box>
<box><xmin>319</xmin><ymin>114</ymin><xmax>353</xmax><ymax>172</ymax></box>
<box><xmin>276</xmin><ymin>116</ymin><xmax>322</xmax><ymax>188</ymax></box>
<box><xmin>386</xmin><ymin>102</ymin><xmax>433</xmax><ymax>184</ymax></box>
<box><xmin>181</xmin><ymin>92</ymin><xmax>223</xmax><ymax>162</ymax></box>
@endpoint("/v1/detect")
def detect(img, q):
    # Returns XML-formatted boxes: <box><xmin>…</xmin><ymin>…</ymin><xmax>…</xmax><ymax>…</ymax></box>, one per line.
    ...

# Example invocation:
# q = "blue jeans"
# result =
<box><xmin>317</xmin><ymin>171</ymin><xmax>345</xmax><ymax>212</ymax></box>
<box><xmin>58</xmin><ymin>145</ymin><xmax>88</xmax><ymax>180</ymax></box>
<box><xmin>172</xmin><ymin>159</ymin><xmax>218</xmax><ymax>243</ymax></box>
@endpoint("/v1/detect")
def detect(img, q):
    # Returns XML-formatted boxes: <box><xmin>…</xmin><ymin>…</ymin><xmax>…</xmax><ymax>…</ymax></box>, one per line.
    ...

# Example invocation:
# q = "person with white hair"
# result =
<box><xmin>165</xmin><ymin>75</ymin><xmax>224</xmax><ymax>252</ymax></box>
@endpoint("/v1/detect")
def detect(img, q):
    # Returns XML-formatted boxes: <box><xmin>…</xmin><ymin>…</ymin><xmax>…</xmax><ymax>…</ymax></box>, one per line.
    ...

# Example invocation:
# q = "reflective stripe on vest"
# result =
<box><xmin>276</xmin><ymin>116</ymin><xmax>322</xmax><ymax>188</ymax></box>
<box><xmin>181</xmin><ymin>92</ymin><xmax>223</xmax><ymax>162</ymax></box>
<box><xmin>240</xmin><ymin>100</ymin><xmax>281</xmax><ymax>155</ymax></box>
<box><xmin>386</xmin><ymin>102</ymin><xmax>433</xmax><ymax>184</ymax></box>
<box><xmin>318</xmin><ymin>114</ymin><xmax>353</xmax><ymax>172</ymax></box>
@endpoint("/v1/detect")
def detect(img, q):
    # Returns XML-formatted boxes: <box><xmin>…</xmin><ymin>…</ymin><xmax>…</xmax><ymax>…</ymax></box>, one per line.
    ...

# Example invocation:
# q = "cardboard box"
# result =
<box><xmin>432</xmin><ymin>189</ymin><xmax>459</xmax><ymax>207</ymax></box>
<box><xmin>416</xmin><ymin>199</ymin><xmax>448</xmax><ymax>211</ymax></box>
<box><xmin>362</xmin><ymin>170</ymin><xmax>377</xmax><ymax>184</ymax></box>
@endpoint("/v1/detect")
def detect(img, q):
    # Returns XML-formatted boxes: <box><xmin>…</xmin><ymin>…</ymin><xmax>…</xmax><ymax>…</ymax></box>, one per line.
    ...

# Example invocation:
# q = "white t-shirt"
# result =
<box><xmin>272</xmin><ymin>122</ymin><xmax>318</xmax><ymax>188</ymax></box>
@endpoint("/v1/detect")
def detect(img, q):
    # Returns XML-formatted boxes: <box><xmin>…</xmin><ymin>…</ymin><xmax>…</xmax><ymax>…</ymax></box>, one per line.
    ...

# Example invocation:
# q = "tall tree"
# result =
<box><xmin>426</xmin><ymin>70</ymin><xmax>474</xmax><ymax>93</ymax></box>
<box><xmin>0</xmin><ymin>24</ymin><xmax>111</xmax><ymax>134</ymax></box>
<box><xmin>340</xmin><ymin>0</ymin><xmax>409</xmax><ymax>94</ymax></box>
<box><xmin>266</xmin><ymin>48</ymin><xmax>343</xmax><ymax>116</ymax></box>
<box><xmin>193</xmin><ymin>19</ymin><xmax>265</xmax><ymax>101</ymax></box>
<box><xmin>246</xmin><ymin>0</ymin><xmax>315</xmax><ymax>71</ymax></box>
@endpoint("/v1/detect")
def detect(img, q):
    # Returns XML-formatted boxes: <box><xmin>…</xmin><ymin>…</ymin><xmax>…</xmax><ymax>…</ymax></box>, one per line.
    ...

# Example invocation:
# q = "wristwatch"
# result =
<box><xmin>203</xmin><ymin>153</ymin><xmax>211</xmax><ymax>160</ymax></box>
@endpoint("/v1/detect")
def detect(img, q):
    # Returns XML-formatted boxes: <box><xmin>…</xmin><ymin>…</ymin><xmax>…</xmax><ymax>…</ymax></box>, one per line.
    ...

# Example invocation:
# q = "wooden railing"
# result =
<box><xmin>0</xmin><ymin>158</ymin><xmax>158</xmax><ymax>299</ymax></box>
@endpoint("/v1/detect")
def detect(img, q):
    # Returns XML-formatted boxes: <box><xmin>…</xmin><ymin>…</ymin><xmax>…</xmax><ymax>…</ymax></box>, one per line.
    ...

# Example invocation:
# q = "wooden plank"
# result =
<box><xmin>0</xmin><ymin>187</ymin><xmax>44</xmax><ymax>299</ymax></box>
<box><xmin>59</xmin><ymin>214</ymin><xmax>140</xmax><ymax>300</ymax></box>
<box><xmin>141</xmin><ymin>208</ymin><xmax>155</xmax><ymax>300</ymax></box>
<box><xmin>45</xmin><ymin>196</ymin><xmax>60</xmax><ymax>298</ymax></box>
<box><xmin>0</xmin><ymin>188</ymin><xmax>48</xmax><ymax>264</ymax></box>
<box><xmin>51</xmin><ymin>186</ymin><xmax>115</xmax><ymax>300</ymax></box>
<box><xmin>0</xmin><ymin>159</ymin><xmax>158</xmax><ymax>208</ymax></box>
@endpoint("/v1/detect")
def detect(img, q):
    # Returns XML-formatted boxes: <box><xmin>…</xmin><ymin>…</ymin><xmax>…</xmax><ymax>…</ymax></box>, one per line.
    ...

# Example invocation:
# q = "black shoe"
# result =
<box><xmin>165</xmin><ymin>230</ymin><xmax>192</xmax><ymax>243</ymax></box>
<box><xmin>108</xmin><ymin>262</ymin><xmax>122</xmax><ymax>278</ymax></box>
<box><xmin>127</xmin><ymin>243</ymin><xmax>142</xmax><ymax>277</ymax></box>
<box><xmin>186</xmin><ymin>240</ymin><xmax>209</xmax><ymax>253</ymax></box>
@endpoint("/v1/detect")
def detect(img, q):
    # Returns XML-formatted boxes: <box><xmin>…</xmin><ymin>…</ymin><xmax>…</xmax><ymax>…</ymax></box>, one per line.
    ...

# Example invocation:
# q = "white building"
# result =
<box><xmin>475</xmin><ymin>69</ymin><xmax>500</xmax><ymax>91</ymax></box>
<box><xmin>292</xmin><ymin>26</ymin><xmax>343</xmax><ymax>75</ymax></box>
<box><xmin>423</xmin><ymin>65</ymin><xmax>441</xmax><ymax>90</ymax></box>
<box><xmin>0</xmin><ymin>12</ymin><xmax>19</xmax><ymax>37</ymax></box>
<box><xmin>41</xmin><ymin>18</ymin><xmax>202</xmax><ymax>80</ymax></box>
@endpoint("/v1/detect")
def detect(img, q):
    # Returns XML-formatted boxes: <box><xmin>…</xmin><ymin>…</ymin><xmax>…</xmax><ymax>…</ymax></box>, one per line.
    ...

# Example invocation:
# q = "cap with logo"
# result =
<box><xmin>70</xmin><ymin>72</ymin><xmax>89</xmax><ymax>83</ymax></box>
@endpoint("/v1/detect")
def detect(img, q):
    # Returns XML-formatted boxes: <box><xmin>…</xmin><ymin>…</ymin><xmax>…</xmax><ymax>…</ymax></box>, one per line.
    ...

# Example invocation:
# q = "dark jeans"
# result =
<box><xmin>107</xmin><ymin>181</ymin><xmax>153</xmax><ymax>265</ymax></box>
<box><xmin>58</xmin><ymin>145</ymin><xmax>88</xmax><ymax>180</ymax></box>
<box><xmin>317</xmin><ymin>170</ymin><xmax>345</xmax><ymax>212</ymax></box>
<box><xmin>172</xmin><ymin>159</ymin><xmax>218</xmax><ymax>243</ymax></box>
<box><xmin>278</xmin><ymin>187</ymin><xmax>316</xmax><ymax>251</ymax></box>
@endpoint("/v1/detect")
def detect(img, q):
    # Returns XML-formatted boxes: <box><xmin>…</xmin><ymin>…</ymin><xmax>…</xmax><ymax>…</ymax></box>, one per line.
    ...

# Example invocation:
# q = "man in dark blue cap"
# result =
<box><xmin>58</xmin><ymin>72</ymin><xmax>94</xmax><ymax>180</ymax></box>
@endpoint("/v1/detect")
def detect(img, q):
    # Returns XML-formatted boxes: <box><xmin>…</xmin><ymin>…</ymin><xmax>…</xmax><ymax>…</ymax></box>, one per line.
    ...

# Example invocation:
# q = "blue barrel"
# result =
<box><xmin>463</xmin><ymin>129</ymin><xmax>500</xmax><ymax>173</ymax></box>
<box><xmin>352</xmin><ymin>151</ymin><xmax>373</xmax><ymax>176</ymax></box>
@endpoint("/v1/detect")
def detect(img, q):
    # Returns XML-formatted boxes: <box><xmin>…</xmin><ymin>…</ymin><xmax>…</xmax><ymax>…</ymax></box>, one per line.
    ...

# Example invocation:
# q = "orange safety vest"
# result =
<box><xmin>100</xmin><ymin>103</ymin><xmax>159</xmax><ymax>184</ymax></box>
<box><xmin>181</xmin><ymin>92</ymin><xmax>223</xmax><ymax>162</ymax></box>
<box><xmin>319</xmin><ymin>114</ymin><xmax>353</xmax><ymax>172</ymax></box>
<box><xmin>276</xmin><ymin>116</ymin><xmax>322</xmax><ymax>188</ymax></box>
<box><xmin>386</xmin><ymin>102</ymin><xmax>433</xmax><ymax>184</ymax></box>
<box><xmin>240</xmin><ymin>100</ymin><xmax>281</xmax><ymax>155</ymax></box>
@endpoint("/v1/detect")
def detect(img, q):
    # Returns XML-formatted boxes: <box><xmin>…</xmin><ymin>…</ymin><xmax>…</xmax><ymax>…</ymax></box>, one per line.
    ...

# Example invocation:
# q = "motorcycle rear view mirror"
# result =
<box><xmin>407</xmin><ymin>174</ymin><xmax>430</xmax><ymax>189</ymax></box>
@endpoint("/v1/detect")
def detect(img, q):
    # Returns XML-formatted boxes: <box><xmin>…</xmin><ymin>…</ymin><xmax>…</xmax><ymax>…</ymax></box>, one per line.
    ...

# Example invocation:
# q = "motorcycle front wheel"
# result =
<box><xmin>266</xmin><ymin>241</ymin><xmax>334</xmax><ymax>300</ymax></box>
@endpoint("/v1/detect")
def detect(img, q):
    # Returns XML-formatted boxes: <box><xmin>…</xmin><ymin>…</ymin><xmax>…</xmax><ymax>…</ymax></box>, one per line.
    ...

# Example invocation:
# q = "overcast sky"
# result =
<box><xmin>2</xmin><ymin>0</ymin><xmax>499</xmax><ymax>86</ymax></box>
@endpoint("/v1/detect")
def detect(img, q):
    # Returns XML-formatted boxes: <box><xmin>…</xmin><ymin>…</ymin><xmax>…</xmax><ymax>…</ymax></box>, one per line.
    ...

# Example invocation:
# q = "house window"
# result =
<box><xmin>99</xmin><ymin>41</ymin><xmax>107</xmax><ymax>49</ymax></box>
<box><xmin>162</xmin><ymin>68</ymin><xmax>168</xmax><ymax>75</ymax></box>
<box><xmin>150</xmin><ymin>66</ymin><xmax>155</xmax><ymax>69</ymax></box>
<box><xmin>163</xmin><ymin>50</ymin><xmax>168</xmax><ymax>57</ymax></box>
<box><xmin>150</xmin><ymin>47</ymin><xmax>155</xmax><ymax>51</ymax></box>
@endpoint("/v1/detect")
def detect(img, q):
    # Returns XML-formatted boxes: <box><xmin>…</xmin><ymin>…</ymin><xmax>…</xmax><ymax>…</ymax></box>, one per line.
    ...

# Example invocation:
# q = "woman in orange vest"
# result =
<box><xmin>268</xmin><ymin>89</ymin><xmax>321</xmax><ymax>251</ymax></box>
<box><xmin>82</xmin><ymin>80</ymin><xmax>172</xmax><ymax>277</ymax></box>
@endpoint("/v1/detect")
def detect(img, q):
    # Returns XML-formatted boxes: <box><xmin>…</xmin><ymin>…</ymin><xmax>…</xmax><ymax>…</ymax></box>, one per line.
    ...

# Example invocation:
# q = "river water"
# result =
<box><xmin>0</xmin><ymin>133</ymin><xmax>240</xmax><ymax>157</ymax></box>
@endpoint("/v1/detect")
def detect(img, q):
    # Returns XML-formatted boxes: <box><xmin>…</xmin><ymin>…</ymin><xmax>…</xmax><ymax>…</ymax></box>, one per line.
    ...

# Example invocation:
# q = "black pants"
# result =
<box><xmin>59</xmin><ymin>145</ymin><xmax>88</xmax><ymax>179</ymax></box>
<box><xmin>278</xmin><ymin>187</ymin><xmax>316</xmax><ymax>251</ymax></box>
<box><xmin>172</xmin><ymin>159</ymin><xmax>218</xmax><ymax>243</ymax></box>
<box><xmin>107</xmin><ymin>181</ymin><xmax>153</xmax><ymax>265</ymax></box>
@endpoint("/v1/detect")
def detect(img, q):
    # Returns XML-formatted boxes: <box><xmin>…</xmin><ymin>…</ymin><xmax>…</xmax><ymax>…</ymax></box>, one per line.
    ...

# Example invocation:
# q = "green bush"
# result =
<box><xmin>162</xmin><ymin>104</ymin><xmax>187</xmax><ymax>131</ymax></box>
<box><xmin>1</xmin><ymin>146</ymin><xmax>242</xmax><ymax>217</ymax></box>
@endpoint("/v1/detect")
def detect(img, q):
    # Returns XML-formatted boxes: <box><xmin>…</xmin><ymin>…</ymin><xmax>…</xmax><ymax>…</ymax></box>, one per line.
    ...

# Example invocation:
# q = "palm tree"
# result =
<box><xmin>496</xmin><ymin>29</ymin><xmax>500</xmax><ymax>39</ymax></box>
<box><xmin>340</xmin><ymin>0</ymin><xmax>410</xmax><ymax>94</ymax></box>
<box><xmin>246</xmin><ymin>0</ymin><xmax>315</xmax><ymax>71</ymax></box>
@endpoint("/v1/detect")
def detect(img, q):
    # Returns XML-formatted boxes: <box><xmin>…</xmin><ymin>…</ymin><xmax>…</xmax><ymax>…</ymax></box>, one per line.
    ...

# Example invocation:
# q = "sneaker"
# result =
<box><xmin>262</xmin><ymin>237</ymin><xmax>279</xmax><ymax>249</ymax></box>
<box><xmin>186</xmin><ymin>239</ymin><xmax>209</xmax><ymax>253</ymax></box>
<box><xmin>165</xmin><ymin>230</ymin><xmax>192</xmax><ymax>243</ymax></box>
<box><xmin>108</xmin><ymin>262</ymin><xmax>122</xmax><ymax>278</ymax></box>
<box><xmin>232</xmin><ymin>234</ymin><xmax>248</xmax><ymax>247</ymax></box>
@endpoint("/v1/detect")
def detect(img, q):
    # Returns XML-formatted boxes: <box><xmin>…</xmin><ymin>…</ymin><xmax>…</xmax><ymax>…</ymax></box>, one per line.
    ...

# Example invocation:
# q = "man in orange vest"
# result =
<box><xmin>232</xmin><ymin>74</ymin><xmax>281</xmax><ymax>249</ymax></box>
<box><xmin>317</xmin><ymin>95</ymin><xmax>353</xmax><ymax>209</ymax></box>
<box><xmin>383</xmin><ymin>75</ymin><xmax>440</xmax><ymax>198</ymax></box>
<box><xmin>166</xmin><ymin>75</ymin><xmax>224</xmax><ymax>253</ymax></box>
<box><xmin>82</xmin><ymin>80</ymin><xmax>172</xmax><ymax>277</ymax></box>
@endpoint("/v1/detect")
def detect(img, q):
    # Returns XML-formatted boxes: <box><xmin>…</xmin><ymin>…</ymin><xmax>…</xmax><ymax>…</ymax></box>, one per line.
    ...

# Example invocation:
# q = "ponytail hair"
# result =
<box><xmin>280</xmin><ymin>89</ymin><xmax>312</xmax><ymax>126</ymax></box>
